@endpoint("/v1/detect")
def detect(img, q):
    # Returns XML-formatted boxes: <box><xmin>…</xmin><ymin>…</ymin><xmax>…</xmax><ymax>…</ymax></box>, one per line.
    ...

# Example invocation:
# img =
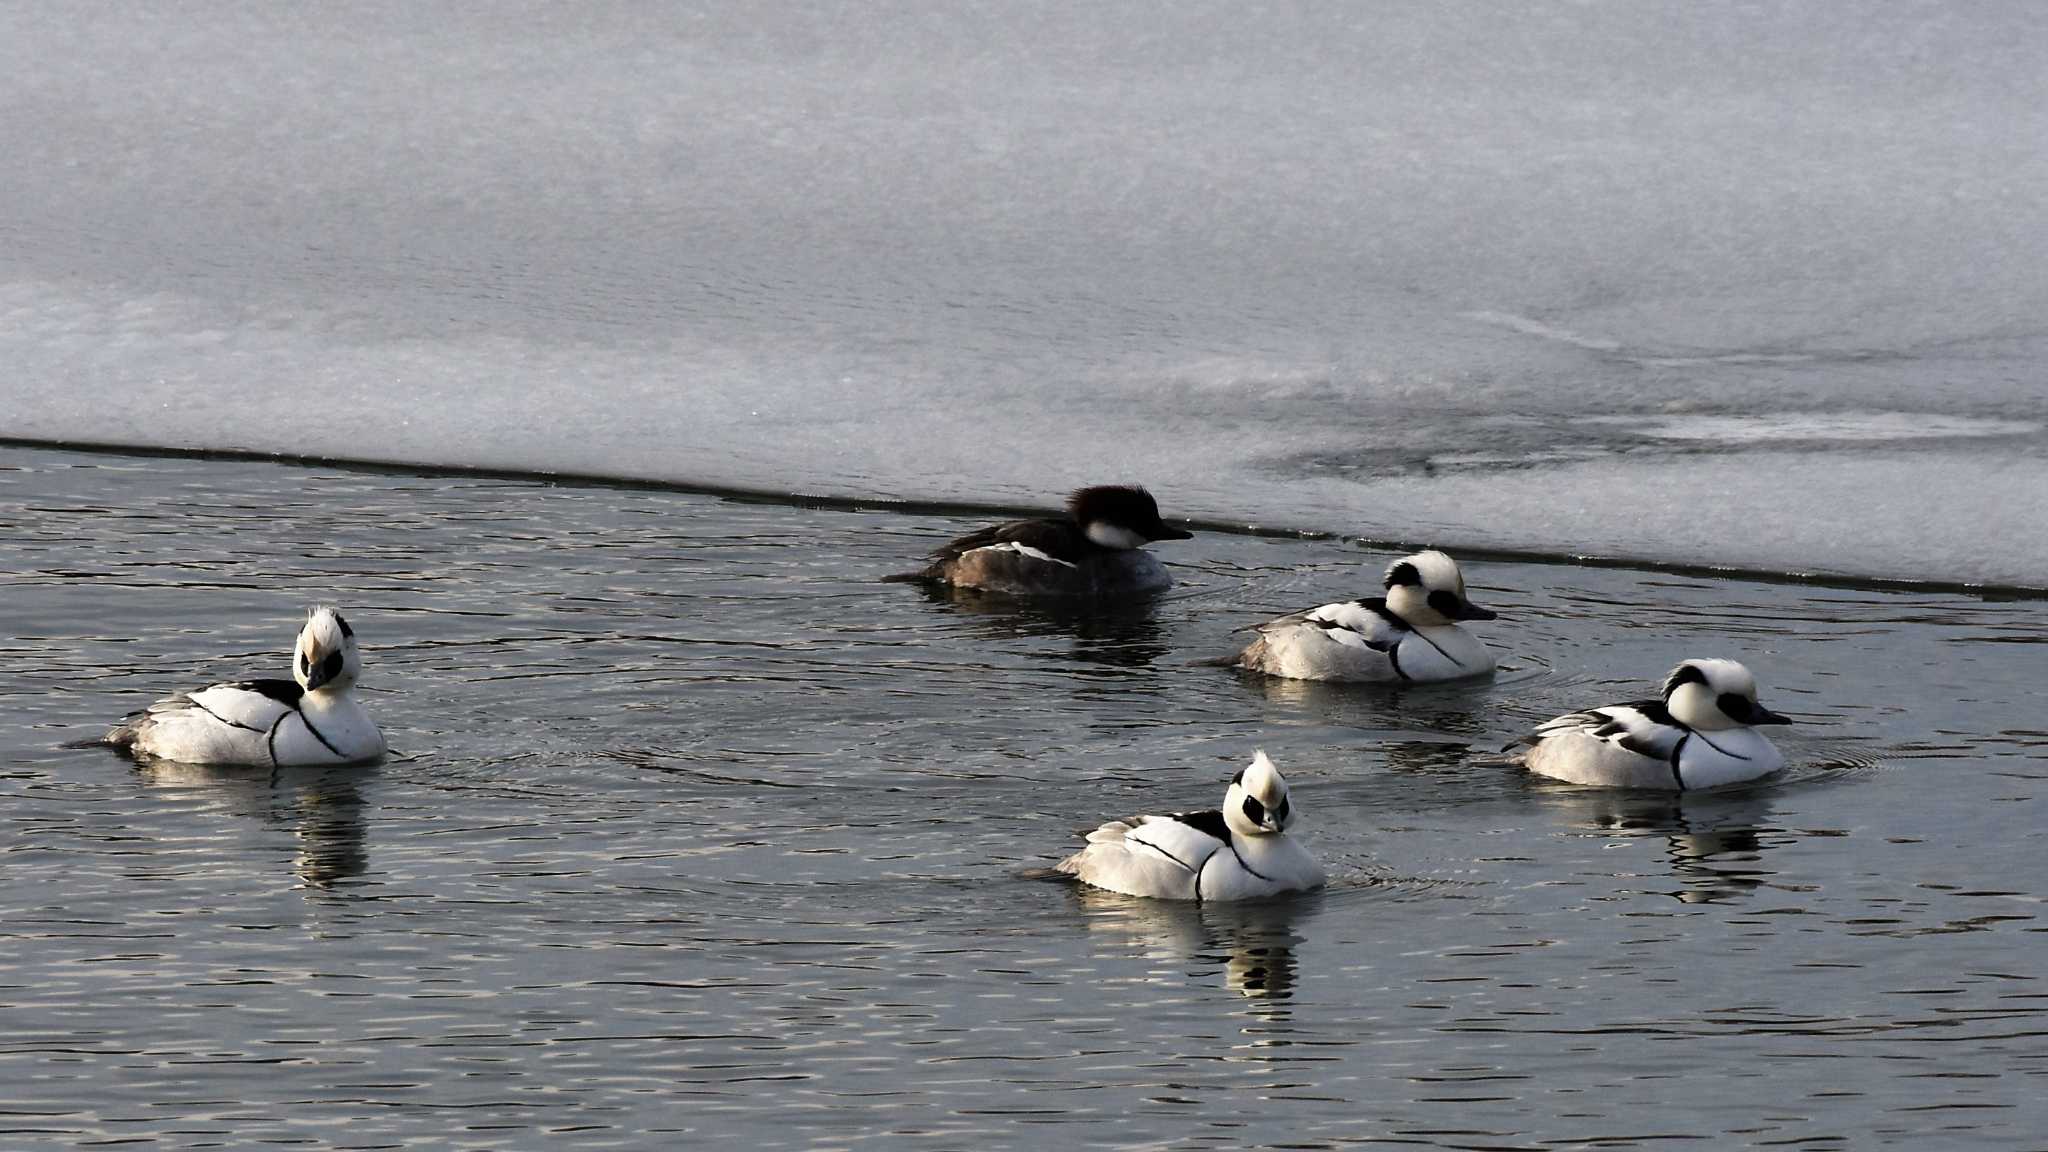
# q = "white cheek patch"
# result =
<box><xmin>1085</xmin><ymin>522</ymin><xmax>1147</xmax><ymax>550</ymax></box>
<box><xmin>970</xmin><ymin>542</ymin><xmax>1079</xmax><ymax>569</ymax></box>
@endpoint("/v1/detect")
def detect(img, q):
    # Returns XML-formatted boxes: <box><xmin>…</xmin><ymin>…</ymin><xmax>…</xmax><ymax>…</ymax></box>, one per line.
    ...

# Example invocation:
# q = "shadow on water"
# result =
<box><xmin>128</xmin><ymin>757</ymin><xmax>375</xmax><ymax>890</ymax></box>
<box><xmin>1226</xmin><ymin>667</ymin><xmax>1501</xmax><ymax>739</ymax></box>
<box><xmin>1378</xmin><ymin>738</ymin><xmax>1483</xmax><ymax>776</ymax></box>
<box><xmin>901</xmin><ymin>580</ymin><xmax>1170</xmax><ymax>670</ymax></box>
<box><xmin>1534</xmin><ymin>783</ymin><xmax>1781</xmax><ymax>904</ymax></box>
<box><xmin>1067</xmin><ymin>883</ymin><xmax>1319</xmax><ymax>1006</ymax></box>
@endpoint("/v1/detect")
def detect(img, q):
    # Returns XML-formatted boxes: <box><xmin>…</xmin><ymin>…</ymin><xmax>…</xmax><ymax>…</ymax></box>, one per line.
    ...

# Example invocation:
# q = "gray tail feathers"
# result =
<box><xmin>1053</xmin><ymin>838</ymin><xmax>1106</xmax><ymax>874</ymax></box>
<box><xmin>1193</xmin><ymin>637</ymin><xmax>1257</xmax><ymax>669</ymax></box>
<box><xmin>99</xmin><ymin>704</ymin><xmax>160</xmax><ymax>749</ymax></box>
<box><xmin>882</xmin><ymin>559</ymin><xmax>946</xmax><ymax>584</ymax></box>
<box><xmin>88</xmin><ymin>719</ymin><xmax>141</xmax><ymax>749</ymax></box>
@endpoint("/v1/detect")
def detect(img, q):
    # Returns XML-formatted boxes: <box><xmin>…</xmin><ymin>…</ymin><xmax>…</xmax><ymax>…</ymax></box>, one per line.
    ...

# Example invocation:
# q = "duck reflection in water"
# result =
<box><xmin>1070</xmin><ymin>884</ymin><xmax>1314</xmax><ymax>1007</ymax></box>
<box><xmin>1541</xmin><ymin>785</ymin><xmax>1780</xmax><ymax>904</ymax></box>
<box><xmin>911</xmin><ymin>581</ymin><xmax>1170</xmax><ymax>670</ymax></box>
<box><xmin>1378</xmin><ymin>738</ymin><xmax>1479</xmax><ymax>776</ymax></box>
<box><xmin>1236</xmin><ymin>671</ymin><xmax>1493</xmax><ymax>742</ymax></box>
<box><xmin>132</xmin><ymin>759</ymin><xmax>374</xmax><ymax>890</ymax></box>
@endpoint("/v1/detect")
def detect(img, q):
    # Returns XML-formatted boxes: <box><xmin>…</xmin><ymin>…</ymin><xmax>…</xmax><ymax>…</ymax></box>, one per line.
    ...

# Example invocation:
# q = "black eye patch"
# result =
<box><xmin>335</xmin><ymin>614</ymin><xmax>353</xmax><ymax>639</ymax></box>
<box><xmin>1385</xmin><ymin>562</ymin><xmax>1421</xmax><ymax>588</ymax></box>
<box><xmin>1716</xmin><ymin>692</ymin><xmax>1755</xmax><ymax>723</ymax></box>
<box><xmin>1272</xmin><ymin>796</ymin><xmax>1290</xmax><ymax>823</ymax></box>
<box><xmin>320</xmin><ymin>650</ymin><xmax>344</xmax><ymax>682</ymax></box>
<box><xmin>1427</xmin><ymin>590</ymin><xmax>1464</xmax><ymax>617</ymax></box>
<box><xmin>1242</xmin><ymin>795</ymin><xmax>1267</xmax><ymax>825</ymax></box>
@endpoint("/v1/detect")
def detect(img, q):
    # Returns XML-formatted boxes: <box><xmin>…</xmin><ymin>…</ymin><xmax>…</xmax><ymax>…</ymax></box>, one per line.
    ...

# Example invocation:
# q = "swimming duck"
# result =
<box><xmin>106</xmin><ymin>607</ymin><xmax>386</xmax><ymax>767</ymax></box>
<box><xmin>905</xmin><ymin>485</ymin><xmax>1193</xmax><ymax>597</ymax></box>
<box><xmin>1236</xmin><ymin>550</ymin><xmax>1497</xmax><ymax>682</ymax></box>
<box><xmin>1517</xmin><ymin>658</ymin><xmax>1791</xmax><ymax>790</ymax></box>
<box><xmin>1056</xmin><ymin>751</ymin><xmax>1325</xmax><ymax>901</ymax></box>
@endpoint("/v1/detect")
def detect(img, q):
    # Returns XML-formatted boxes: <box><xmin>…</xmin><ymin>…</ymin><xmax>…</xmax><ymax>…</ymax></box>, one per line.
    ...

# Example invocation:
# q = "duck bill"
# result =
<box><xmin>1452</xmin><ymin>601</ymin><xmax>1498</xmax><ymax>622</ymax></box>
<box><xmin>302</xmin><ymin>649</ymin><xmax>332</xmax><ymax>691</ymax></box>
<box><xmin>1150</xmin><ymin>524</ymin><xmax>1194</xmax><ymax>541</ymax></box>
<box><xmin>1751</xmin><ymin>707</ymin><xmax>1793</xmax><ymax>725</ymax></box>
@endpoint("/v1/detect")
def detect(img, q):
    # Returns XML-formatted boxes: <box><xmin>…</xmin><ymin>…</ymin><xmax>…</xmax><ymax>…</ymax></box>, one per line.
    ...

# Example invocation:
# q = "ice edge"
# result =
<box><xmin>3</xmin><ymin>434</ymin><xmax>2040</xmax><ymax>601</ymax></box>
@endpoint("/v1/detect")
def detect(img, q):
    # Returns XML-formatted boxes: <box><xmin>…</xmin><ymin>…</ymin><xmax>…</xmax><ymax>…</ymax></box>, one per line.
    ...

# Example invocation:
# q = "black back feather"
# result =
<box><xmin>925</xmin><ymin>517</ymin><xmax>1095</xmax><ymax>565</ymax></box>
<box><xmin>1168</xmin><ymin>809</ymin><xmax>1230</xmax><ymax>841</ymax></box>
<box><xmin>228</xmin><ymin>679</ymin><xmax>307</xmax><ymax>707</ymax></box>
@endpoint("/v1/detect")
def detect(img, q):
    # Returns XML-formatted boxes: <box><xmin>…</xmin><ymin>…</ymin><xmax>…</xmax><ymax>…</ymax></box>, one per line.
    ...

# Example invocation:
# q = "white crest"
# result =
<box><xmin>1225</xmin><ymin>750</ymin><xmax>1295</xmax><ymax>837</ymax></box>
<box><xmin>296</xmin><ymin>606</ymin><xmax>363</xmax><ymax>693</ymax></box>
<box><xmin>1383</xmin><ymin>550</ymin><xmax>1493</xmax><ymax>627</ymax></box>
<box><xmin>1386</xmin><ymin>550</ymin><xmax>1466</xmax><ymax>595</ymax></box>
<box><xmin>1664</xmin><ymin>658</ymin><xmax>1778</xmax><ymax>732</ymax></box>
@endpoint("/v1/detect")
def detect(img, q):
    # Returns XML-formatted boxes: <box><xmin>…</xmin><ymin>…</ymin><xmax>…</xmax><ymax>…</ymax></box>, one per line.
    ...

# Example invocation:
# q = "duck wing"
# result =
<box><xmin>1530</xmin><ymin>700</ymin><xmax>1686</xmax><ymax>762</ymax></box>
<box><xmin>181</xmin><ymin>679</ymin><xmax>303</xmax><ymax>730</ymax></box>
<box><xmin>109</xmin><ymin>678</ymin><xmax>303</xmax><ymax>745</ymax></box>
<box><xmin>1255</xmin><ymin>597</ymin><xmax>1405</xmax><ymax>651</ymax></box>
<box><xmin>1118</xmin><ymin>810</ymin><xmax>1231</xmax><ymax>872</ymax></box>
<box><xmin>930</xmin><ymin>517</ymin><xmax>1092</xmax><ymax>565</ymax></box>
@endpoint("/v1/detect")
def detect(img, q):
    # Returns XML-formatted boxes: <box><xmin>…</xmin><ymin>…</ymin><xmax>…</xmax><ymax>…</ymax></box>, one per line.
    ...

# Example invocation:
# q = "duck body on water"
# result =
<box><xmin>105</xmin><ymin>607</ymin><xmax>386</xmax><ymax>768</ymax></box>
<box><xmin>88</xmin><ymin>487</ymin><xmax>1808</xmax><ymax>901</ymax></box>
<box><xmin>1057</xmin><ymin>752</ymin><xmax>1326</xmax><ymax>902</ymax></box>
<box><xmin>1237</xmin><ymin>550</ymin><xmax>1497</xmax><ymax>683</ymax></box>
<box><xmin>1517</xmin><ymin>658</ymin><xmax>1792</xmax><ymax>790</ymax></box>
<box><xmin>904</xmin><ymin>485</ymin><xmax>1193</xmax><ymax>598</ymax></box>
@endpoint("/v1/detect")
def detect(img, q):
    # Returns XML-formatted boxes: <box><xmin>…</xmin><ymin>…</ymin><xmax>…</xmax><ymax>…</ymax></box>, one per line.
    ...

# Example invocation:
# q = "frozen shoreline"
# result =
<box><xmin>7</xmin><ymin>432</ymin><xmax>2043</xmax><ymax>597</ymax></box>
<box><xmin>4</xmin><ymin>3</ymin><xmax>2045</xmax><ymax>588</ymax></box>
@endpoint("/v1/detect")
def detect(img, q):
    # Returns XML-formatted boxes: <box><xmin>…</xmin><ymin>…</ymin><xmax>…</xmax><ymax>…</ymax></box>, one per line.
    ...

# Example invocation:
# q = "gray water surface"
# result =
<box><xmin>2</xmin><ymin>447</ymin><xmax>2044</xmax><ymax>1148</ymax></box>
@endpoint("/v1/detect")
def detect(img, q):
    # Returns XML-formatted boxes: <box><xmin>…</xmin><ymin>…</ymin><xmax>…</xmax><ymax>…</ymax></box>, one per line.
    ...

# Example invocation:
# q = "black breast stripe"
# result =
<box><xmin>297</xmin><ymin>713</ymin><xmax>346</xmax><ymax>759</ymax></box>
<box><xmin>1408</xmin><ymin>628</ymin><xmax>1461</xmax><ymax>667</ymax></box>
<box><xmin>1365</xmin><ymin>602</ymin><xmax>1422</xmax><ymax>679</ymax></box>
<box><xmin>1366</xmin><ymin>601</ymin><xmax>1471</xmax><ymax>669</ymax></box>
<box><xmin>1227</xmin><ymin>839</ymin><xmax>1276</xmax><ymax>883</ymax></box>
<box><xmin>209</xmin><ymin>688</ymin><xmax>346</xmax><ymax>762</ymax></box>
<box><xmin>1668</xmin><ymin>732</ymin><xmax>1691</xmax><ymax>791</ymax></box>
<box><xmin>1687</xmin><ymin>730</ymin><xmax>1752</xmax><ymax>761</ymax></box>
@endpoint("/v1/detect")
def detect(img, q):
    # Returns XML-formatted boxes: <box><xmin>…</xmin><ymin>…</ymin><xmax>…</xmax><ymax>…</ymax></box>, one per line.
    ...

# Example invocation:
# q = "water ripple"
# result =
<box><xmin>0</xmin><ymin>447</ymin><xmax>2043</xmax><ymax>1147</ymax></box>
